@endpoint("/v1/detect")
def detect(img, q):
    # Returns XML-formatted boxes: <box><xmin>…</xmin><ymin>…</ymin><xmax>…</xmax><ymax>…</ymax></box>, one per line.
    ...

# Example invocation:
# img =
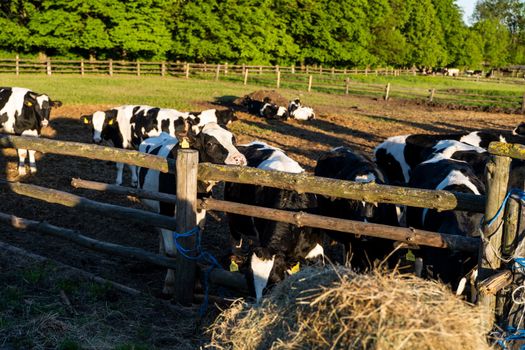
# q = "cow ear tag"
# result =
<box><xmin>405</xmin><ymin>249</ymin><xmax>416</xmax><ymax>262</ymax></box>
<box><xmin>289</xmin><ymin>262</ymin><xmax>300</xmax><ymax>275</ymax></box>
<box><xmin>108</xmin><ymin>119</ymin><xmax>114</xmax><ymax>126</ymax></box>
<box><xmin>83</xmin><ymin>117</ymin><xmax>90</xmax><ymax>124</ymax></box>
<box><xmin>180</xmin><ymin>138</ymin><xmax>190</xmax><ymax>149</ymax></box>
<box><xmin>25</xmin><ymin>101</ymin><xmax>32</xmax><ymax>107</ymax></box>
<box><xmin>229</xmin><ymin>259</ymin><xmax>239</xmax><ymax>272</ymax></box>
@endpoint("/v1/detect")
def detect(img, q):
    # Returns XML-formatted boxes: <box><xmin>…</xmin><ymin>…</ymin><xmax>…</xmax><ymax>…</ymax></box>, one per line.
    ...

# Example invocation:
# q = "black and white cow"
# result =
<box><xmin>137</xmin><ymin>121</ymin><xmax>246</xmax><ymax>295</ymax></box>
<box><xmin>288</xmin><ymin>98</ymin><xmax>315</xmax><ymax>121</ymax></box>
<box><xmin>81</xmin><ymin>105</ymin><xmax>156</xmax><ymax>185</ymax></box>
<box><xmin>406</xmin><ymin>156</ymin><xmax>484</xmax><ymax>292</ymax></box>
<box><xmin>224</xmin><ymin>142</ymin><xmax>323</xmax><ymax>302</ymax></box>
<box><xmin>314</xmin><ymin>146</ymin><xmax>399</xmax><ymax>269</ymax></box>
<box><xmin>260</xmin><ymin>103</ymin><xmax>289</xmax><ymax>120</ymax></box>
<box><xmin>374</xmin><ymin>131</ymin><xmax>502</xmax><ymax>185</ymax></box>
<box><xmin>0</xmin><ymin>87</ymin><xmax>62</xmax><ymax>175</ymax></box>
<box><xmin>82</xmin><ymin>105</ymin><xmax>235</xmax><ymax>186</ymax></box>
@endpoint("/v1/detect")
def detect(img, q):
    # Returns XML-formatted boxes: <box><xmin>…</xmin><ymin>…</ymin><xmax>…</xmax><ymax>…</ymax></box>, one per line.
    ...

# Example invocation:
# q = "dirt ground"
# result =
<box><xmin>0</xmin><ymin>92</ymin><xmax>523</xmax><ymax>348</ymax></box>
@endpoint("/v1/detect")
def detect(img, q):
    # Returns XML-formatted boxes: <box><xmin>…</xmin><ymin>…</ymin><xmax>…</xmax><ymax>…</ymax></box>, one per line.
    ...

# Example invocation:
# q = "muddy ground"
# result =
<box><xmin>0</xmin><ymin>92</ymin><xmax>523</xmax><ymax>348</ymax></box>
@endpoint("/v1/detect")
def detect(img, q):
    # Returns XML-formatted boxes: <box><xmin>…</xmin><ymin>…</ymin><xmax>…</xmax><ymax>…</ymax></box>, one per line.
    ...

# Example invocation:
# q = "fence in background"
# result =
<box><xmin>1</xmin><ymin>57</ymin><xmax>525</xmax><ymax>112</ymax></box>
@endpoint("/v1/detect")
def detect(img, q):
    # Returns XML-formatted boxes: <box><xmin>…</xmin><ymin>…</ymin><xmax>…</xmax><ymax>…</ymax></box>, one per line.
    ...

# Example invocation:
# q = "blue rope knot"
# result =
<box><xmin>171</xmin><ymin>226</ymin><xmax>222</xmax><ymax>316</ymax></box>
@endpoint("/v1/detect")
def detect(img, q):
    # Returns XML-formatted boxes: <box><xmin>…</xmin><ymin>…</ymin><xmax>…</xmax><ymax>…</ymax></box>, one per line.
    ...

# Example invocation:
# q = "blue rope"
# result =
<box><xmin>497</xmin><ymin>327</ymin><xmax>525</xmax><ymax>350</ymax></box>
<box><xmin>172</xmin><ymin>227</ymin><xmax>222</xmax><ymax>316</ymax></box>
<box><xmin>485</xmin><ymin>189</ymin><xmax>525</xmax><ymax>228</ymax></box>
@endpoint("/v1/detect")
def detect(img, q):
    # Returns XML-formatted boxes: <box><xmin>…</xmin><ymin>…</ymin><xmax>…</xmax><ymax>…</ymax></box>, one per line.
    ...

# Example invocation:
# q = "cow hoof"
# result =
<box><xmin>29</xmin><ymin>166</ymin><xmax>37</xmax><ymax>174</ymax></box>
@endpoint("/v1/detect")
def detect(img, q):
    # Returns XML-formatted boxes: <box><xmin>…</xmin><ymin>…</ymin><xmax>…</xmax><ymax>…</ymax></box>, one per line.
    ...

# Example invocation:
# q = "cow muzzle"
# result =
<box><xmin>226</xmin><ymin>153</ymin><xmax>247</xmax><ymax>166</ymax></box>
<box><xmin>41</xmin><ymin>119</ymin><xmax>49</xmax><ymax>127</ymax></box>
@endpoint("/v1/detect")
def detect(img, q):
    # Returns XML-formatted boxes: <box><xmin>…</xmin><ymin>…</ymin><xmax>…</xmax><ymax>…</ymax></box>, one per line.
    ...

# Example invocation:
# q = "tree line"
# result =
<box><xmin>0</xmin><ymin>0</ymin><xmax>523</xmax><ymax>69</ymax></box>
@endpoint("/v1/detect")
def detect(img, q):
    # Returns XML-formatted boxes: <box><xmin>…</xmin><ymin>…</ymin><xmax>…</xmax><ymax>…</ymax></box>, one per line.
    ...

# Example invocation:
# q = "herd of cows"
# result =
<box><xmin>2</xmin><ymin>86</ymin><xmax>525</xmax><ymax>303</ymax></box>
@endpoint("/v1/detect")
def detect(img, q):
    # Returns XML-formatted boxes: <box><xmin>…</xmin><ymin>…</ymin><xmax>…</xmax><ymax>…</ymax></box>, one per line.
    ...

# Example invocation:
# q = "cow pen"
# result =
<box><xmin>0</xmin><ymin>134</ymin><xmax>524</xmax><ymax>334</ymax></box>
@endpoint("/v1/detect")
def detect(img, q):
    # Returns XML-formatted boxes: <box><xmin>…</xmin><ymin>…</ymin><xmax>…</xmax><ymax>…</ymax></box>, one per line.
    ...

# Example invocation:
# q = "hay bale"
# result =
<box><xmin>208</xmin><ymin>267</ymin><xmax>491</xmax><ymax>350</ymax></box>
<box><xmin>234</xmin><ymin>90</ymin><xmax>289</xmax><ymax>108</ymax></box>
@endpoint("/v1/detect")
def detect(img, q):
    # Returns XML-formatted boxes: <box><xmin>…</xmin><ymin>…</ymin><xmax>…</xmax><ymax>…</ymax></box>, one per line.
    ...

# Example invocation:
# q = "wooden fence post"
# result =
<box><xmin>319</xmin><ymin>65</ymin><xmax>323</xmax><ymax>74</ymax></box>
<box><xmin>15</xmin><ymin>55</ymin><xmax>19</xmax><ymax>76</ymax></box>
<box><xmin>365</xmin><ymin>67</ymin><xmax>368</xmax><ymax>76</ymax></box>
<box><xmin>215</xmin><ymin>64</ymin><xmax>220</xmax><ymax>81</ymax></box>
<box><xmin>344</xmin><ymin>68</ymin><xmax>347</xmax><ymax>75</ymax></box>
<box><xmin>259</xmin><ymin>66</ymin><xmax>262</xmax><ymax>74</ymax></box>
<box><xmin>276</xmin><ymin>70</ymin><xmax>281</xmax><ymax>89</ymax></box>
<box><xmin>429</xmin><ymin>88</ymin><xmax>435</xmax><ymax>102</ymax></box>
<box><xmin>173</xmin><ymin>149</ymin><xmax>199</xmax><ymax>304</ymax></box>
<box><xmin>477</xmin><ymin>155</ymin><xmax>511</xmax><ymax>325</ymax></box>
<box><xmin>185</xmin><ymin>62</ymin><xmax>190</xmax><ymax>79</ymax></box>
<box><xmin>275</xmin><ymin>65</ymin><xmax>279</xmax><ymax>73</ymax></box>
<box><xmin>80</xmin><ymin>59</ymin><xmax>84</xmax><ymax>76</ymax></box>
<box><xmin>243</xmin><ymin>69</ymin><xmax>249</xmax><ymax>85</ymax></box>
<box><xmin>306</xmin><ymin>65</ymin><xmax>309</xmax><ymax>74</ymax></box>
<box><xmin>384</xmin><ymin>83</ymin><xmax>391</xmax><ymax>101</ymax></box>
<box><xmin>291</xmin><ymin>65</ymin><xmax>295</xmax><ymax>74</ymax></box>
<box><xmin>161</xmin><ymin>62</ymin><xmax>166</xmax><ymax>77</ymax></box>
<box><xmin>242</xmin><ymin>63</ymin><xmax>245</xmax><ymax>75</ymax></box>
<box><xmin>331</xmin><ymin>67</ymin><xmax>335</xmax><ymax>75</ymax></box>
<box><xmin>109</xmin><ymin>59</ymin><xmax>113</xmax><ymax>76</ymax></box>
<box><xmin>204</xmin><ymin>62</ymin><xmax>207</xmax><ymax>72</ymax></box>
<box><xmin>345</xmin><ymin>78</ymin><xmax>350</xmax><ymax>95</ymax></box>
<box><xmin>224</xmin><ymin>62</ymin><xmax>228</xmax><ymax>75</ymax></box>
<box><xmin>308</xmin><ymin>75</ymin><xmax>313</xmax><ymax>92</ymax></box>
<box><xmin>136</xmin><ymin>61</ymin><xmax>141</xmax><ymax>76</ymax></box>
<box><xmin>521</xmin><ymin>92</ymin><xmax>525</xmax><ymax>114</ymax></box>
<box><xmin>46</xmin><ymin>59</ymin><xmax>51</xmax><ymax>76</ymax></box>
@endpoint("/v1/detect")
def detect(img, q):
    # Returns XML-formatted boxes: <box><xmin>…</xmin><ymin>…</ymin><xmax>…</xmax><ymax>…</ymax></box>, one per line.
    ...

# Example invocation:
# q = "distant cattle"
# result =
<box><xmin>314</xmin><ymin>146</ymin><xmax>399</xmax><ymax>269</ymax></box>
<box><xmin>406</xmin><ymin>157</ymin><xmax>484</xmax><ymax>292</ymax></box>
<box><xmin>288</xmin><ymin>98</ymin><xmax>315</xmax><ymax>120</ymax></box>
<box><xmin>260</xmin><ymin>100</ymin><xmax>289</xmax><ymax>120</ymax></box>
<box><xmin>224</xmin><ymin>142</ymin><xmax>323</xmax><ymax>302</ymax></box>
<box><xmin>444</xmin><ymin>68</ymin><xmax>460</xmax><ymax>77</ymax></box>
<box><xmin>137</xmin><ymin>121</ymin><xmax>246</xmax><ymax>295</ymax></box>
<box><xmin>0</xmin><ymin>87</ymin><xmax>62</xmax><ymax>175</ymax></box>
<box><xmin>374</xmin><ymin>131</ymin><xmax>503</xmax><ymax>185</ymax></box>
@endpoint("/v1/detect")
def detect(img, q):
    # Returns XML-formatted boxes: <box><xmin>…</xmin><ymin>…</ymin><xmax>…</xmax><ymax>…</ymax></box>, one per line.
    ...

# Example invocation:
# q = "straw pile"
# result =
<box><xmin>208</xmin><ymin>267</ymin><xmax>491</xmax><ymax>350</ymax></box>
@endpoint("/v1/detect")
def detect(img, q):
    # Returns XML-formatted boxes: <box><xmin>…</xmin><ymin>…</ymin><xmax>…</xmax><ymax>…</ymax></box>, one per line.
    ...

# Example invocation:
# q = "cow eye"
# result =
<box><xmin>207</xmin><ymin>141</ymin><xmax>216</xmax><ymax>148</ymax></box>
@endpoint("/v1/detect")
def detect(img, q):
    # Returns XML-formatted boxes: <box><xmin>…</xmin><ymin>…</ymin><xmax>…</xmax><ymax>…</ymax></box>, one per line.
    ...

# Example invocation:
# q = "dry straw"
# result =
<box><xmin>207</xmin><ymin>266</ymin><xmax>491</xmax><ymax>350</ymax></box>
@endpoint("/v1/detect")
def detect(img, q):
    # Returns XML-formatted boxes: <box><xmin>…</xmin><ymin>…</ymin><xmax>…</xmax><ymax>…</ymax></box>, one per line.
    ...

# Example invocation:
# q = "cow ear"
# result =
<box><xmin>106</xmin><ymin>110</ymin><xmax>118</xmax><ymax>125</ymax></box>
<box><xmin>51</xmin><ymin>100</ymin><xmax>62</xmax><ymax>108</ymax></box>
<box><xmin>24</xmin><ymin>100</ymin><xmax>33</xmax><ymax>107</ymax></box>
<box><xmin>80</xmin><ymin>114</ymin><xmax>92</xmax><ymax>125</ymax></box>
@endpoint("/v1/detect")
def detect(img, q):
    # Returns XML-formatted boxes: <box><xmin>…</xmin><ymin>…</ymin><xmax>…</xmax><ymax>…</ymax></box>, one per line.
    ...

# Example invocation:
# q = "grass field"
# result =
<box><xmin>2</xmin><ymin>73</ymin><xmax>525</xmax><ymax>110</ymax></box>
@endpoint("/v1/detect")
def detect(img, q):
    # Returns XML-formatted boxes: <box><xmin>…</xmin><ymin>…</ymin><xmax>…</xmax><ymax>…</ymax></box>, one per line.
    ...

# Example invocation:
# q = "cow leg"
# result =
<box><xmin>160</xmin><ymin>228</ymin><xmax>176</xmax><ymax>295</ymax></box>
<box><xmin>115</xmin><ymin>162</ymin><xmax>124</xmax><ymax>185</ymax></box>
<box><xmin>28</xmin><ymin>150</ymin><xmax>37</xmax><ymax>173</ymax></box>
<box><xmin>129</xmin><ymin>164</ymin><xmax>138</xmax><ymax>187</ymax></box>
<box><xmin>17</xmin><ymin>149</ymin><xmax>27</xmax><ymax>176</ymax></box>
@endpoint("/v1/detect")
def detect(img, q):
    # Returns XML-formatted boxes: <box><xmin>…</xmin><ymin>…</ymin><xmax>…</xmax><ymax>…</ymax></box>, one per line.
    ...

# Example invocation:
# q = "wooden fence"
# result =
<box><xmin>0</xmin><ymin>134</ymin><xmax>523</xmax><ymax>330</ymax></box>
<box><xmin>1</xmin><ymin>57</ymin><xmax>524</xmax><ymax>111</ymax></box>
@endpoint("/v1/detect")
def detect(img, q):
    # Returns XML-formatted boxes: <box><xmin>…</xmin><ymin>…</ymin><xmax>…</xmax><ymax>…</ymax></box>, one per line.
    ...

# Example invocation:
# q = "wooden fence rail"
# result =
<box><xmin>70</xmin><ymin>178</ymin><xmax>480</xmax><ymax>253</ymax></box>
<box><xmin>0</xmin><ymin>134</ymin><xmax>485</xmax><ymax>212</ymax></box>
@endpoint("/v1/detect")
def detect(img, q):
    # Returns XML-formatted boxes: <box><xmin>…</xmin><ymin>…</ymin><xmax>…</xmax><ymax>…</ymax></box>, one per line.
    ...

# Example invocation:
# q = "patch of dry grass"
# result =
<box><xmin>208</xmin><ymin>266</ymin><xmax>491</xmax><ymax>350</ymax></box>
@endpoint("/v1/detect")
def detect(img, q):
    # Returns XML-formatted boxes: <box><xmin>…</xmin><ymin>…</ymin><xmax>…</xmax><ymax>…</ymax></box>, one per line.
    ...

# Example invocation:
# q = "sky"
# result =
<box><xmin>456</xmin><ymin>0</ymin><xmax>476</xmax><ymax>24</ymax></box>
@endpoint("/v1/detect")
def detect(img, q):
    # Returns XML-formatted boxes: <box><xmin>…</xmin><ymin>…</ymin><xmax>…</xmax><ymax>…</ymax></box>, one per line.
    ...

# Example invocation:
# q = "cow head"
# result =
<box><xmin>81</xmin><ymin>109</ymin><xmax>119</xmax><ymax>145</ymax></box>
<box><xmin>513</xmin><ymin>122</ymin><xmax>525</xmax><ymax>137</ymax></box>
<box><xmin>215</xmin><ymin>108</ymin><xmax>238</xmax><ymax>126</ymax></box>
<box><xmin>174</xmin><ymin>117</ymin><xmax>246</xmax><ymax>165</ymax></box>
<box><xmin>260</xmin><ymin>103</ymin><xmax>289</xmax><ymax>120</ymax></box>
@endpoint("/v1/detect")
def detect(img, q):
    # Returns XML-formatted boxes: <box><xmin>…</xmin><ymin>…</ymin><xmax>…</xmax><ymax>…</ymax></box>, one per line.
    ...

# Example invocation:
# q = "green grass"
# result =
<box><xmin>1</xmin><ymin>72</ymin><xmax>524</xmax><ymax>111</ymax></box>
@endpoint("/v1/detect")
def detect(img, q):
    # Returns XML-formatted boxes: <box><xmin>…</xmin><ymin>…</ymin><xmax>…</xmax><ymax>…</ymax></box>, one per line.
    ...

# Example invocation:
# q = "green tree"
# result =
<box><xmin>473</xmin><ymin>18</ymin><xmax>510</xmax><ymax>66</ymax></box>
<box><xmin>402</xmin><ymin>0</ymin><xmax>447</xmax><ymax>68</ymax></box>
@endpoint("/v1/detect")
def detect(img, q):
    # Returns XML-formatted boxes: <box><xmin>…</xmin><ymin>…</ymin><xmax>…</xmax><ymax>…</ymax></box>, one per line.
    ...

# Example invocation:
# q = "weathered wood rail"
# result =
<box><xmin>0</xmin><ymin>135</ymin><xmax>485</xmax><ymax>212</ymax></box>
